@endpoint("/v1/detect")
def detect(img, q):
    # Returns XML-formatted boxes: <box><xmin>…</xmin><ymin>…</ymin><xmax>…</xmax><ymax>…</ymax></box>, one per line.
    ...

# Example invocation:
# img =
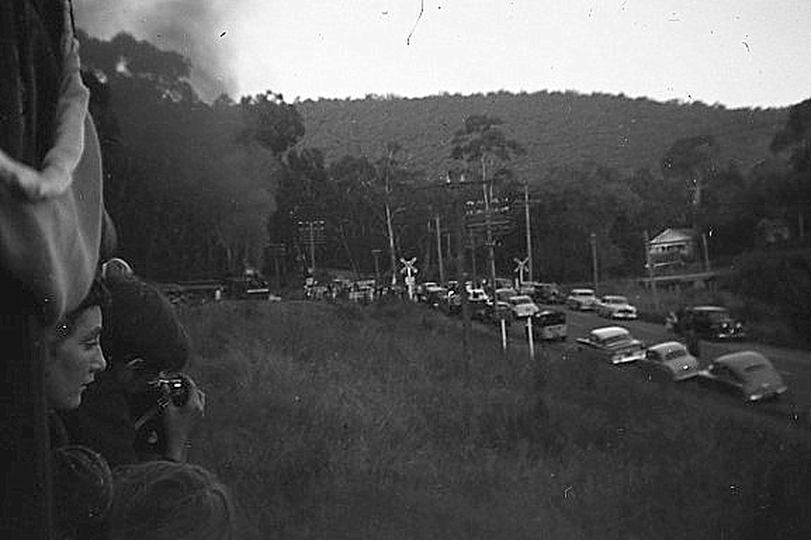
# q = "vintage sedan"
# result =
<box><xmin>640</xmin><ymin>341</ymin><xmax>699</xmax><ymax>381</ymax></box>
<box><xmin>566</xmin><ymin>288</ymin><xmax>598</xmax><ymax>311</ymax></box>
<box><xmin>697</xmin><ymin>351</ymin><xmax>787</xmax><ymax>402</ymax></box>
<box><xmin>595</xmin><ymin>295</ymin><xmax>638</xmax><ymax>320</ymax></box>
<box><xmin>508</xmin><ymin>294</ymin><xmax>541</xmax><ymax>319</ymax></box>
<box><xmin>674</xmin><ymin>306</ymin><xmax>746</xmax><ymax>341</ymax></box>
<box><xmin>527</xmin><ymin>309</ymin><xmax>567</xmax><ymax>341</ymax></box>
<box><xmin>576</xmin><ymin>326</ymin><xmax>646</xmax><ymax>364</ymax></box>
<box><xmin>483</xmin><ymin>300</ymin><xmax>514</xmax><ymax>325</ymax></box>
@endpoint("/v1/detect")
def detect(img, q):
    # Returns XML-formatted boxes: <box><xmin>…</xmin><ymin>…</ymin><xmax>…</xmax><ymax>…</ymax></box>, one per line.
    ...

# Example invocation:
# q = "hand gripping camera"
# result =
<box><xmin>131</xmin><ymin>375</ymin><xmax>192</xmax><ymax>457</ymax></box>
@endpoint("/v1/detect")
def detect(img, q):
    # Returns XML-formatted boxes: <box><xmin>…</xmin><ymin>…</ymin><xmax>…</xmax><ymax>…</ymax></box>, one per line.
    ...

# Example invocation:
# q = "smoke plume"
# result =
<box><xmin>73</xmin><ymin>0</ymin><xmax>240</xmax><ymax>101</ymax></box>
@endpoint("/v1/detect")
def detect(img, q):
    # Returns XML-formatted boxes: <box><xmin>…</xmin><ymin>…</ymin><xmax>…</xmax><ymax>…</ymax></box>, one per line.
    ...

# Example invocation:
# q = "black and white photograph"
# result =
<box><xmin>2</xmin><ymin>1</ymin><xmax>811</xmax><ymax>539</ymax></box>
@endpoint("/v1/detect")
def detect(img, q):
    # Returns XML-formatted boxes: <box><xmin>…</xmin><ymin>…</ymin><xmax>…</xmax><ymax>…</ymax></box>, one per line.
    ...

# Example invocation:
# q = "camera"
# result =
<box><xmin>131</xmin><ymin>375</ymin><xmax>192</xmax><ymax>457</ymax></box>
<box><xmin>146</xmin><ymin>376</ymin><xmax>192</xmax><ymax>408</ymax></box>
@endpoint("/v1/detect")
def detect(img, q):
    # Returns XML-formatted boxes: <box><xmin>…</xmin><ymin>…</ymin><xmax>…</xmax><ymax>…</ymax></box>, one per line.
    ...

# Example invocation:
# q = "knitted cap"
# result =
<box><xmin>52</xmin><ymin>445</ymin><xmax>114</xmax><ymax>537</ymax></box>
<box><xmin>101</xmin><ymin>273</ymin><xmax>191</xmax><ymax>372</ymax></box>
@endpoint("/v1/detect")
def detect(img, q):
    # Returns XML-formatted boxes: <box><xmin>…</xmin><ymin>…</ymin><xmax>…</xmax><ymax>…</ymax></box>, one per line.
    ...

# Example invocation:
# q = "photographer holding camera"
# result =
<box><xmin>61</xmin><ymin>270</ymin><xmax>205</xmax><ymax>466</ymax></box>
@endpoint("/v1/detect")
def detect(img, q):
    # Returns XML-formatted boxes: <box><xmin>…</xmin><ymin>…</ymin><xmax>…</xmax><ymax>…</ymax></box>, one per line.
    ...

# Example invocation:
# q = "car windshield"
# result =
<box><xmin>511</xmin><ymin>296</ymin><xmax>533</xmax><ymax>305</ymax></box>
<box><xmin>744</xmin><ymin>364</ymin><xmax>767</xmax><ymax>373</ymax></box>
<box><xmin>703</xmin><ymin>310</ymin><xmax>732</xmax><ymax>323</ymax></box>
<box><xmin>539</xmin><ymin>312</ymin><xmax>565</xmax><ymax>325</ymax></box>
<box><xmin>597</xmin><ymin>332</ymin><xmax>629</xmax><ymax>345</ymax></box>
<box><xmin>664</xmin><ymin>349</ymin><xmax>688</xmax><ymax>361</ymax></box>
<box><xmin>604</xmin><ymin>296</ymin><xmax>627</xmax><ymax>304</ymax></box>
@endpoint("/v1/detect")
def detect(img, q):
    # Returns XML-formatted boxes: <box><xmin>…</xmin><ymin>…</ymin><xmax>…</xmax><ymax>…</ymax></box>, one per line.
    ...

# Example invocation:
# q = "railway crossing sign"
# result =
<box><xmin>400</xmin><ymin>257</ymin><xmax>418</xmax><ymax>300</ymax></box>
<box><xmin>514</xmin><ymin>257</ymin><xmax>529</xmax><ymax>284</ymax></box>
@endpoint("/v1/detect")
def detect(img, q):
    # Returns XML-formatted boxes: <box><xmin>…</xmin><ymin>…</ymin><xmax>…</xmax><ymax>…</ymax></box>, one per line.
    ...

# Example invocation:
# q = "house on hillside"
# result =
<box><xmin>648</xmin><ymin>228</ymin><xmax>695</xmax><ymax>268</ymax></box>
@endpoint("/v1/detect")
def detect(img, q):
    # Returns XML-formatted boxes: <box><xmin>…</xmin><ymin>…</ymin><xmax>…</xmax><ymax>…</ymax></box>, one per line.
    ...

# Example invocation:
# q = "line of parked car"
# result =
<box><xmin>565</xmin><ymin>288</ymin><xmax>639</xmax><ymax>320</ymax></box>
<box><xmin>416</xmin><ymin>278</ymin><xmax>780</xmax><ymax>403</ymax></box>
<box><xmin>415</xmin><ymin>279</ymin><xmax>570</xmax><ymax>341</ymax></box>
<box><xmin>575</xmin><ymin>323</ymin><xmax>786</xmax><ymax>403</ymax></box>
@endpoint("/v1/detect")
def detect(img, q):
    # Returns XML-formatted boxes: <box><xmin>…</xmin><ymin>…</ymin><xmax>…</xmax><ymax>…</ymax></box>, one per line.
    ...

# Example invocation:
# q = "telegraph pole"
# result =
<box><xmin>643</xmin><ymin>230</ymin><xmax>660</xmax><ymax>311</ymax></box>
<box><xmin>371</xmin><ymin>248</ymin><xmax>382</xmax><ymax>287</ymax></box>
<box><xmin>298</xmin><ymin>219</ymin><xmax>325</xmax><ymax>276</ymax></box>
<box><xmin>483</xmin><ymin>178</ymin><xmax>497</xmax><ymax>299</ymax></box>
<box><xmin>590</xmin><ymin>232</ymin><xmax>599</xmax><ymax>293</ymax></box>
<box><xmin>524</xmin><ymin>182</ymin><xmax>533</xmax><ymax>282</ymax></box>
<box><xmin>434</xmin><ymin>215</ymin><xmax>445</xmax><ymax>284</ymax></box>
<box><xmin>469</xmin><ymin>228</ymin><xmax>477</xmax><ymax>283</ymax></box>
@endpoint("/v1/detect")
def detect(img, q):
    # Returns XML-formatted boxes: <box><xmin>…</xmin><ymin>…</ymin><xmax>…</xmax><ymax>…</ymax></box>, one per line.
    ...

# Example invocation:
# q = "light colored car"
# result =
<box><xmin>641</xmin><ymin>341</ymin><xmax>699</xmax><ymax>381</ymax></box>
<box><xmin>495</xmin><ymin>287</ymin><xmax>519</xmax><ymax>303</ymax></box>
<box><xmin>508</xmin><ymin>294</ymin><xmax>541</xmax><ymax>319</ymax></box>
<box><xmin>416</xmin><ymin>281</ymin><xmax>439</xmax><ymax>302</ymax></box>
<box><xmin>697</xmin><ymin>351</ymin><xmax>787</xmax><ymax>402</ymax></box>
<box><xmin>596</xmin><ymin>295</ymin><xmax>638</xmax><ymax>320</ymax></box>
<box><xmin>576</xmin><ymin>326</ymin><xmax>646</xmax><ymax>364</ymax></box>
<box><xmin>566</xmin><ymin>288</ymin><xmax>597</xmax><ymax>311</ymax></box>
<box><xmin>467</xmin><ymin>287</ymin><xmax>489</xmax><ymax>304</ymax></box>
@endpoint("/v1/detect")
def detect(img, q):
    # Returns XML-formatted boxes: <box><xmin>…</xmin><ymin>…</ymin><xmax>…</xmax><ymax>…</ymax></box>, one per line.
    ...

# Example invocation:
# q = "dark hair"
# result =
<box><xmin>52</xmin><ymin>445</ymin><xmax>114</xmax><ymax>540</ymax></box>
<box><xmin>51</xmin><ymin>277</ymin><xmax>110</xmax><ymax>343</ymax></box>
<box><xmin>101</xmin><ymin>273</ymin><xmax>191</xmax><ymax>372</ymax></box>
<box><xmin>109</xmin><ymin>461</ymin><xmax>234</xmax><ymax>540</ymax></box>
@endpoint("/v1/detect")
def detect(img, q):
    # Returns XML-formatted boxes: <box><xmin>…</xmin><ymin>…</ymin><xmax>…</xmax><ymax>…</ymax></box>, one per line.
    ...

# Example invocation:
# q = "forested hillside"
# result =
<box><xmin>76</xmin><ymin>30</ymin><xmax>811</xmax><ymax>288</ymax></box>
<box><xmin>297</xmin><ymin>91</ymin><xmax>786</xmax><ymax>183</ymax></box>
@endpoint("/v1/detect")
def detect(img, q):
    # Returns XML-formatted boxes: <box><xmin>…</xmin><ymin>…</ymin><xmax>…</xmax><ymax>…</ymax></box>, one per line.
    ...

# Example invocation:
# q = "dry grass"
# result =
<box><xmin>179</xmin><ymin>299</ymin><xmax>811</xmax><ymax>540</ymax></box>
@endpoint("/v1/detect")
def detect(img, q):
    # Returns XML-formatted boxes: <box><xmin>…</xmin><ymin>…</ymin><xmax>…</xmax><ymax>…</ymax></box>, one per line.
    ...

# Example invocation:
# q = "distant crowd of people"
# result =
<box><xmin>0</xmin><ymin>2</ymin><xmax>235</xmax><ymax>539</ymax></box>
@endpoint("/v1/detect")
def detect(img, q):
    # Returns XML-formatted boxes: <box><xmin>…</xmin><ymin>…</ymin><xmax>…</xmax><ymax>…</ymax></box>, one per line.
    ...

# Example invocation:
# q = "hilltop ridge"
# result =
<box><xmin>296</xmin><ymin>90</ymin><xmax>787</xmax><ymax>181</ymax></box>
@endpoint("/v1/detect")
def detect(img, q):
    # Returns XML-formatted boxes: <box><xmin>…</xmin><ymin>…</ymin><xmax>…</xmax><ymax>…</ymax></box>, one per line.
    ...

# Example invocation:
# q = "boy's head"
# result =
<box><xmin>109</xmin><ymin>461</ymin><xmax>234</xmax><ymax>540</ymax></box>
<box><xmin>52</xmin><ymin>444</ymin><xmax>114</xmax><ymax>539</ymax></box>
<box><xmin>101</xmin><ymin>273</ymin><xmax>191</xmax><ymax>376</ymax></box>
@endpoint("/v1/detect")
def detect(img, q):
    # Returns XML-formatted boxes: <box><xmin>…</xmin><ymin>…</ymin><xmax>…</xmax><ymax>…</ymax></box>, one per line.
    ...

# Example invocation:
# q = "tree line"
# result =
<box><xmin>77</xmin><ymin>31</ymin><xmax>811</xmax><ymax>285</ymax></box>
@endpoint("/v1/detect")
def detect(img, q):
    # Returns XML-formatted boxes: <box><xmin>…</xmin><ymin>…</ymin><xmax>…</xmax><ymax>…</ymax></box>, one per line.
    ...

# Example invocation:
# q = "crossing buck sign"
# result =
<box><xmin>400</xmin><ymin>257</ymin><xmax>418</xmax><ymax>300</ymax></box>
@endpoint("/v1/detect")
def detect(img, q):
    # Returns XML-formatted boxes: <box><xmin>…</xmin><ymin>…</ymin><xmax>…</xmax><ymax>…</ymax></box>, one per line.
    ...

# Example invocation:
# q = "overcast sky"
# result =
<box><xmin>74</xmin><ymin>0</ymin><xmax>811</xmax><ymax>108</ymax></box>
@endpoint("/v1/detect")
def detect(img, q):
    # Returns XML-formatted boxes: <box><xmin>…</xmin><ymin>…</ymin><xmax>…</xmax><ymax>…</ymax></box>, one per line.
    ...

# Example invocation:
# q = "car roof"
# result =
<box><xmin>602</xmin><ymin>295</ymin><xmax>627</xmax><ymax>301</ymax></box>
<box><xmin>571</xmin><ymin>288</ymin><xmax>595</xmax><ymax>294</ymax></box>
<box><xmin>591</xmin><ymin>326</ymin><xmax>630</xmax><ymax>339</ymax></box>
<box><xmin>510</xmin><ymin>295</ymin><xmax>533</xmax><ymax>301</ymax></box>
<box><xmin>690</xmin><ymin>305</ymin><xmax>728</xmax><ymax>312</ymax></box>
<box><xmin>648</xmin><ymin>341</ymin><xmax>688</xmax><ymax>354</ymax></box>
<box><xmin>713</xmin><ymin>351</ymin><xmax>770</xmax><ymax>371</ymax></box>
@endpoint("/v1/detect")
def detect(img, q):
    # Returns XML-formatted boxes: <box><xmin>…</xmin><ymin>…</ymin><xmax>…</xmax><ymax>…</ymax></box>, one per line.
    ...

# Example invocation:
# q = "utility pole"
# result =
<box><xmin>416</xmin><ymin>173</ymin><xmax>489</xmax><ymax>366</ymax></box>
<box><xmin>454</xmin><ymin>189</ymin><xmax>471</xmax><ymax>376</ymax></box>
<box><xmin>371</xmin><ymin>248</ymin><xmax>382</xmax><ymax>287</ymax></box>
<box><xmin>434</xmin><ymin>215</ymin><xmax>445</xmax><ymax>285</ymax></box>
<box><xmin>643</xmin><ymin>230</ymin><xmax>660</xmax><ymax>312</ymax></box>
<box><xmin>469</xmin><ymin>228</ymin><xmax>477</xmax><ymax>283</ymax></box>
<box><xmin>590</xmin><ymin>232</ymin><xmax>598</xmax><ymax>293</ymax></box>
<box><xmin>701</xmin><ymin>232</ymin><xmax>711</xmax><ymax>272</ymax></box>
<box><xmin>482</xmin><ymin>171</ymin><xmax>497</xmax><ymax>300</ymax></box>
<box><xmin>524</xmin><ymin>182</ymin><xmax>533</xmax><ymax>282</ymax></box>
<box><xmin>298</xmin><ymin>220</ymin><xmax>325</xmax><ymax>277</ymax></box>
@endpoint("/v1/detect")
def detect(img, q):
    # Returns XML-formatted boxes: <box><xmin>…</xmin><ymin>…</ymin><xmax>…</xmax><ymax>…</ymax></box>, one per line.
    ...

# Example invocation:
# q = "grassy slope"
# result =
<box><xmin>181</xmin><ymin>300</ymin><xmax>811</xmax><ymax>540</ymax></box>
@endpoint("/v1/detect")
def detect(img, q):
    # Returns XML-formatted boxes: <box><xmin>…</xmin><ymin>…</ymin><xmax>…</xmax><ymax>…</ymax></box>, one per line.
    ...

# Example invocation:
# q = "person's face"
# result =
<box><xmin>45</xmin><ymin>306</ymin><xmax>107</xmax><ymax>410</ymax></box>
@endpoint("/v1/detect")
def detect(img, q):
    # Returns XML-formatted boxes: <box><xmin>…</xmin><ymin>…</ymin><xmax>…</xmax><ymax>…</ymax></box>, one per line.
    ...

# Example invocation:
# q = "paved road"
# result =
<box><xmin>490</xmin><ymin>304</ymin><xmax>811</xmax><ymax>424</ymax></box>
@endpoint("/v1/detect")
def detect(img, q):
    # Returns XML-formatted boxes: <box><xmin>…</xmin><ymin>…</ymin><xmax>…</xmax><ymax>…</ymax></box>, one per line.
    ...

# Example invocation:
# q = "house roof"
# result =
<box><xmin>649</xmin><ymin>228</ymin><xmax>694</xmax><ymax>245</ymax></box>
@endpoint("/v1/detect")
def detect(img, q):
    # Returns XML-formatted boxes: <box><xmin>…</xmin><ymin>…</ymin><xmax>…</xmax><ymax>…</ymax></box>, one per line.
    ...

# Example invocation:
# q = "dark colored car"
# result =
<box><xmin>697</xmin><ymin>351</ymin><xmax>786</xmax><ymax>402</ymax></box>
<box><xmin>674</xmin><ymin>306</ymin><xmax>746</xmax><ymax>341</ymax></box>
<box><xmin>536</xmin><ymin>282</ymin><xmax>564</xmax><ymax>304</ymax></box>
<box><xmin>482</xmin><ymin>300</ymin><xmax>514</xmax><ymax>326</ymax></box>
<box><xmin>224</xmin><ymin>275</ymin><xmax>271</xmax><ymax>300</ymax></box>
